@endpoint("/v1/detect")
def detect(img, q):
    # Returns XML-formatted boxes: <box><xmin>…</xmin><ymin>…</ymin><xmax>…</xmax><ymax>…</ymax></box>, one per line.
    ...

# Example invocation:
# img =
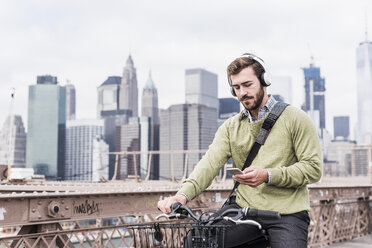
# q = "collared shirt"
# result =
<box><xmin>241</xmin><ymin>95</ymin><xmax>277</xmax><ymax>122</ymax></box>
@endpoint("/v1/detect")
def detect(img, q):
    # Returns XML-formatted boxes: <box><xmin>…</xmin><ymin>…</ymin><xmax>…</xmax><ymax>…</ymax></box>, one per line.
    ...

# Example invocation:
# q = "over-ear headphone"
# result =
<box><xmin>228</xmin><ymin>53</ymin><xmax>271</xmax><ymax>97</ymax></box>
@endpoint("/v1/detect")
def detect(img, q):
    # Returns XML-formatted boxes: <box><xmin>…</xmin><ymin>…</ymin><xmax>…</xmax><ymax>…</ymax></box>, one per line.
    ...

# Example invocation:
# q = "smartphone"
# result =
<box><xmin>226</xmin><ymin>167</ymin><xmax>243</xmax><ymax>175</ymax></box>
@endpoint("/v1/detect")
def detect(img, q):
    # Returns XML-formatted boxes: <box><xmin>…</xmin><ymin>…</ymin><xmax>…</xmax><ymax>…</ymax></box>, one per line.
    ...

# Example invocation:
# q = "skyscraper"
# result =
<box><xmin>96</xmin><ymin>55</ymin><xmax>139</xmax><ymax>179</ymax></box>
<box><xmin>326</xmin><ymin>141</ymin><xmax>369</xmax><ymax>177</ymax></box>
<box><xmin>219</xmin><ymin>98</ymin><xmax>240</xmax><ymax>118</ymax></box>
<box><xmin>65</xmin><ymin>119</ymin><xmax>105</xmax><ymax>181</ymax></box>
<box><xmin>97</xmin><ymin>76</ymin><xmax>130</xmax><ymax>178</ymax></box>
<box><xmin>353</xmin><ymin>146</ymin><xmax>369</xmax><ymax>175</ymax></box>
<box><xmin>116</xmin><ymin>116</ymin><xmax>158</xmax><ymax>180</ymax></box>
<box><xmin>116</xmin><ymin>117</ymin><xmax>141</xmax><ymax>179</ymax></box>
<box><xmin>26</xmin><ymin>75</ymin><xmax>66</xmax><ymax>179</ymax></box>
<box><xmin>141</xmin><ymin>71</ymin><xmax>160</xmax><ymax>179</ymax></box>
<box><xmin>325</xmin><ymin>140</ymin><xmax>354</xmax><ymax>177</ymax></box>
<box><xmin>97</xmin><ymin>76</ymin><xmax>123</xmax><ymax>118</ymax></box>
<box><xmin>185</xmin><ymin>68</ymin><xmax>218</xmax><ymax>112</ymax></box>
<box><xmin>218</xmin><ymin>97</ymin><xmax>240</xmax><ymax>127</ymax></box>
<box><xmin>301</xmin><ymin>63</ymin><xmax>326</xmax><ymax>137</ymax></box>
<box><xmin>120</xmin><ymin>55</ymin><xmax>138</xmax><ymax>118</ymax></box>
<box><xmin>159</xmin><ymin>104</ymin><xmax>217</xmax><ymax>180</ymax></box>
<box><xmin>142</xmin><ymin>71</ymin><xmax>159</xmax><ymax>124</ymax></box>
<box><xmin>92</xmin><ymin>136</ymin><xmax>109</xmax><ymax>181</ymax></box>
<box><xmin>333</xmin><ymin>116</ymin><xmax>350</xmax><ymax>140</ymax></box>
<box><xmin>37</xmin><ymin>75</ymin><xmax>58</xmax><ymax>85</ymax></box>
<box><xmin>356</xmin><ymin>35</ymin><xmax>372</xmax><ymax>144</ymax></box>
<box><xmin>0</xmin><ymin>115</ymin><xmax>27</xmax><ymax>167</ymax></box>
<box><xmin>65</xmin><ymin>82</ymin><xmax>76</xmax><ymax>120</ymax></box>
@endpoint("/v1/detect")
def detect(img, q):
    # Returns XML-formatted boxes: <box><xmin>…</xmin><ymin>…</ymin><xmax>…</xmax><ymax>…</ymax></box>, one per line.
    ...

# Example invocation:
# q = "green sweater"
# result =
<box><xmin>178</xmin><ymin>106</ymin><xmax>322</xmax><ymax>214</ymax></box>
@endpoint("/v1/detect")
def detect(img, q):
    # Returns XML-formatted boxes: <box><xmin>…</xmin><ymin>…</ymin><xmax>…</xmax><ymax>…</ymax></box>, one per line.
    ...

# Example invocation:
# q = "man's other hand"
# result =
<box><xmin>157</xmin><ymin>194</ymin><xmax>187</xmax><ymax>214</ymax></box>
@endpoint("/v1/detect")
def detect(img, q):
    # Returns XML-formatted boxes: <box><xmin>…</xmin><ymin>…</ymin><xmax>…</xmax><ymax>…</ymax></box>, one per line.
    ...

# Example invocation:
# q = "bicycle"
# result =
<box><xmin>155</xmin><ymin>202</ymin><xmax>281</xmax><ymax>248</ymax></box>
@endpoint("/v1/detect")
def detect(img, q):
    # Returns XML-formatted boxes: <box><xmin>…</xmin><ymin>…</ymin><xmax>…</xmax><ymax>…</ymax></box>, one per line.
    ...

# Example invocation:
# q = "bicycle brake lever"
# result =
<box><xmin>228</xmin><ymin>209</ymin><xmax>245</xmax><ymax>222</ymax></box>
<box><xmin>155</xmin><ymin>213</ymin><xmax>180</xmax><ymax>220</ymax></box>
<box><xmin>223</xmin><ymin>216</ymin><xmax>262</xmax><ymax>230</ymax></box>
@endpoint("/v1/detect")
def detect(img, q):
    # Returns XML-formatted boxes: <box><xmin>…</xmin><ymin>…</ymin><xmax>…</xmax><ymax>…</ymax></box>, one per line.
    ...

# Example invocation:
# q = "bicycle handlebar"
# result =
<box><xmin>243</xmin><ymin>207</ymin><xmax>281</xmax><ymax>220</ymax></box>
<box><xmin>157</xmin><ymin>201</ymin><xmax>281</xmax><ymax>224</ymax></box>
<box><xmin>156</xmin><ymin>202</ymin><xmax>201</xmax><ymax>221</ymax></box>
<box><xmin>171</xmin><ymin>201</ymin><xmax>182</xmax><ymax>212</ymax></box>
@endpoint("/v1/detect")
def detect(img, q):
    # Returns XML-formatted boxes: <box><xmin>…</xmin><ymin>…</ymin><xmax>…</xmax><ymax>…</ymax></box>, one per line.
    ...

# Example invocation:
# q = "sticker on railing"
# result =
<box><xmin>0</xmin><ymin>207</ymin><xmax>6</xmax><ymax>220</ymax></box>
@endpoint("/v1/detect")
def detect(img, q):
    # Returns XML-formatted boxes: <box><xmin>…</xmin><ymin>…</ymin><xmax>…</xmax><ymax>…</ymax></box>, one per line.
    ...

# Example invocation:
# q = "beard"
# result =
<box><xmin>239</xmin><ymin>85</ymin><xmax>265</xmax><ymax>111</ymax></box>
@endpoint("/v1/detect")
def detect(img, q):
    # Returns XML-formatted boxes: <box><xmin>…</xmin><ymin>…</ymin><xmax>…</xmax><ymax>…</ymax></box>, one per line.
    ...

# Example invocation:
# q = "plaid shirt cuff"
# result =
<box><xmin>177</xmin><ymin>192</ymin><xmax>190</xmax><ymax>203</ymax></box>
<box><xmin>266</xmin><ymin>169</ymin><xmax>272</xmax><ymax>184</ymax></box>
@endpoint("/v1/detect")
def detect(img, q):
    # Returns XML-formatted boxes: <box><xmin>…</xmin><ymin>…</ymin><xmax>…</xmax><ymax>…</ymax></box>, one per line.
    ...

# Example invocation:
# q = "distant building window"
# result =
<box><xmin>103</xmin><ymin>90</ymin><xmax>114</xmax><ymax>104</ymax></box>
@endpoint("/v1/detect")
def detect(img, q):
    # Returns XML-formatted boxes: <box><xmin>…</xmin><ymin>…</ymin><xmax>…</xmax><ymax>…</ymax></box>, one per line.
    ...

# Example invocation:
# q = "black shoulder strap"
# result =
<box><xmin>228</xmin><ymin>102</ymin><xmax>289</xmax><ymax>199</ymax></box>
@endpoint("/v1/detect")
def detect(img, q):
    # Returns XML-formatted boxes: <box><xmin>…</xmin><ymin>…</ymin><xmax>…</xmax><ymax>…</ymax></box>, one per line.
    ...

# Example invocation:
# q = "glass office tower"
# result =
<box><xmin>65</xmin><ymin>83</ymin><xmax>76</xmax><ymax>120</ymax></box>
<box><xmin>301</xmin><ymin>63</ymin><xmax>326</xmax><ymax>137</ymax></box>
<box><xmin>159</xmin><ymin>103</ymin><xmax>217</xmax><ymax>180</ymax></box>
<box><xmin>185</xmin><ymin>68</ymin><xmax>218</xmax><ymax>114</ymax></box>
<box><xmin>26</xmin><ymin>76</ymin><xmax>66</xmax><ymax>179</ymax></box>
<box><xmin>356</xmin><ymin>38</ymin><xmax>372</xmax><ymax>144</ymax></box>
<box><xmin>65</xmin><ymin>119</ymin><xmax>105</xmax><ymax>181</ymax></box>
<box><xmin>333</xmin><ymin>116</ymin><xmax>350</xmax><ymax>140</ymax></box>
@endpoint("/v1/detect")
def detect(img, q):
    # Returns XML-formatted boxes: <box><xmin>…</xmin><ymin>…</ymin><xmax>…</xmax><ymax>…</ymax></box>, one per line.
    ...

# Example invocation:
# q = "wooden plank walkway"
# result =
<box><xmin>327</xmin><ymin>234</ymin><xmax>372</xmax><ymax>247</ymax></box>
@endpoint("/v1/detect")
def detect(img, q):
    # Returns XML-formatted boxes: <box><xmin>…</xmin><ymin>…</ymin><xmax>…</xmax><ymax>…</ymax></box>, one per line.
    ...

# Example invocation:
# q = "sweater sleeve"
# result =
<box><xmin>177</xmin><ymin>119</ymin><xmax>232</xmax><ymax>200</ymax></box>
<box><xmin>269</xmin><ymin>108</ymin><xmax>323</xmax><ymax>188</ymax></box>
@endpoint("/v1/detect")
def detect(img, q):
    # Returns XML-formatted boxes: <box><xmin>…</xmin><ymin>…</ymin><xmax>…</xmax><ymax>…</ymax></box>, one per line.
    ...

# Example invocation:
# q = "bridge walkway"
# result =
<box><xmin>327</xmin><ymin>234</ymin><xmax>372</xmax><ymax>247</ymax></box>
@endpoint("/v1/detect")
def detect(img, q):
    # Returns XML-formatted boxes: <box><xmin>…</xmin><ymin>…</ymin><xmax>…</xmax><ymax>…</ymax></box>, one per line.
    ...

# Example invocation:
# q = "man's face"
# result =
<box><xmin>230</xmin><ymin>66</ymin><xmax>266</xmax><ymax>111</ymax></box>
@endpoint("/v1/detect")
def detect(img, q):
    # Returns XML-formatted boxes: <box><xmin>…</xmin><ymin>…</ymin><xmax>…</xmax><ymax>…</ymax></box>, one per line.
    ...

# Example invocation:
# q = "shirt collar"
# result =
<box><xmin>240</xmin><ymin>95</ymin><xmax>277</xmax><ymax>121</ymax></box>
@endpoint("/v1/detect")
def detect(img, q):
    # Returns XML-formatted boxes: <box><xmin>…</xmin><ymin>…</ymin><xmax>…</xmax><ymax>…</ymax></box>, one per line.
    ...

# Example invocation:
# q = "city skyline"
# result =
<box><xmin>1</xmin><ymin>0</ymin><xmax>372</xmax><ymax>139</ymax></box>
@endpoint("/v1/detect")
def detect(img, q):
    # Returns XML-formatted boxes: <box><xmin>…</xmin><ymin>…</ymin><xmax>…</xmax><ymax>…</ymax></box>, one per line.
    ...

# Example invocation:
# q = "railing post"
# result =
<box><xmin>351</xmin><ymin>148</ymin><xmax>356</xmax><ymax>176</ymax></box>
<box><xmin>145</xmin><ymin>153</ymin><xmax>152</xmax><ymax>181</ymax></box>
<box><xmin>222</xmin><ymin>164</ymin><xmax>226</xmax><ymax>181</ymax></box>
<box><xmin>312</xmin><ymin>199</ymin><xmax>336</xmax><ymax>247</ymax></box>
<box><xmin>356</xmin><ymin>197</ymin><xmax>371</xmax><ymax>235</ymax></box>
<box><xmin>182</xmin><ymin>153</ymin><xmax>189</xmax><ymax>181</ymax></box>
<box><xmin>368</xmin><ymin>145</ymin><xmax>372</xmax><ymax>184</ymax></box>
<box><xmin>133</xmin><ymin>153</ymin><xmax>139</xmax><ymax>181</ymax></box>
<box><xmin>111</xmin><ymin>154</ymin><xmax>119</xmax><ymax>181</ymax></box>
<box><xmin>170</xmin><ymin>151</ymin><xmax>175</xmax><ymax>182</ymax></box>
<box><xmin>99</xmin><ymin>151</ymin><xmax>103</xmax><ymax>181</ymax></box>
<box><xmin>95</xmin><ymin>218</ymin><xmax>103</xmax><ymax>247</ymax></box>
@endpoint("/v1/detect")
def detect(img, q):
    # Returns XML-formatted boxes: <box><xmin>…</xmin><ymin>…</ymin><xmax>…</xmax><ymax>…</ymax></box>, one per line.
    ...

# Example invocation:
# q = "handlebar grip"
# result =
<box><xmin>244</xmin><ymin>208</ymin><xmax>281</xmax><ymax>220</ymax></box>
<box><xmin>171</xmin><ymin>202</ymin><xmax>182</xmax><ymax>212</ymax></box>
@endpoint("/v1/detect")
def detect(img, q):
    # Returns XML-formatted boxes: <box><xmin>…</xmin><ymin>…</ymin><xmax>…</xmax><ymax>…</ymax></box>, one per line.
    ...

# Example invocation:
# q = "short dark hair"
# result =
<box><xmin>227</xmin><ymin>53</ymin><xmax>265</xmax><ymax>79</ymax></box>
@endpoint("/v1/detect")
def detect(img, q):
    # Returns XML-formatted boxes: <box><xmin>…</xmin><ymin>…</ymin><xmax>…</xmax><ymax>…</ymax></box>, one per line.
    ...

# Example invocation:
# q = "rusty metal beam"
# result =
<box><xmin>0</xmin><ymin>179</ymin><xmax>371</xmax><ymax>228</ymax></box>
<box><xmin>0</xmin><ymin>179</ymin><xmax>371</xmax><ymax>247</ymax></box>
<box><xmin>0</xmin><ymin>180</ymin><xmax>232</xmax><ymax>227</ymax></box>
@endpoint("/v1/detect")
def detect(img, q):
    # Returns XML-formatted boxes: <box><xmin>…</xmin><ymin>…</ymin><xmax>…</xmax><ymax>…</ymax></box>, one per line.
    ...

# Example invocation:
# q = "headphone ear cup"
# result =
<box><xmin>230</xmin><ymin>87</ymin><xmax>236</xmax><ymax>96</ymax></box>
<box><xmin>228</xmin><ymin>76</ymin><xmax>237</xmax><ymax>96</ymax></box>
<box><xmin>261</xmin><ymin>73</ymin><xmax>271</xmax><ymax>86</ymax></box>
<box><xmin>259</xmin><ymin>73</ymin><xmax>266</xmax><ymax>86</ymax></box>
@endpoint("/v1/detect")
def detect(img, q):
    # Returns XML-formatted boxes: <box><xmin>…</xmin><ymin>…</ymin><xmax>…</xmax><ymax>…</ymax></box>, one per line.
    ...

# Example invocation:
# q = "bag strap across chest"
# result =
<box><xmin>227</xmin><ymin>102</ymin><xmax>289</xmax><ymax>201</ymax></box>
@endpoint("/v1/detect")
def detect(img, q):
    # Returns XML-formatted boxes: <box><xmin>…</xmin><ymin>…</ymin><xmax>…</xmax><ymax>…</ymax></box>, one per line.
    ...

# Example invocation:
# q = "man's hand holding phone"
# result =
<box><xmin>230</xmin><ymin>166</ymin><xmax>269</xmax><ymax>187</ymax></box>
<box><xmin>226</xmin><ymin>167</ymin><xmax>243</xmax><ymax>175</ymax></box>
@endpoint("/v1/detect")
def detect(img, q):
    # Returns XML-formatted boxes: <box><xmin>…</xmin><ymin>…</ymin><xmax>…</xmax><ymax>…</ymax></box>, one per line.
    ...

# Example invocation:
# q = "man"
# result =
<box><xmin>158</xmin><ymin>53</ymin><xmax>322</xmax><ymax>247</ymax></box>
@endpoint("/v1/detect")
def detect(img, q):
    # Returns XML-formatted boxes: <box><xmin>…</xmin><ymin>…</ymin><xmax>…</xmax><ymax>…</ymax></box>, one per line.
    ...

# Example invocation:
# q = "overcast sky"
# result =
<box><xmin>0</xmin><ymin>0</ymin><xmax>371</xmax><ymax>138</ymax></box>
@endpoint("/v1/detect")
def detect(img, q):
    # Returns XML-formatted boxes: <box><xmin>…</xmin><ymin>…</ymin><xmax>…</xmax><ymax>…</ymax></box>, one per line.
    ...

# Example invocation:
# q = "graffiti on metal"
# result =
<box><xmin>73</xmin><ymin>200</ymin><xmax>100</xmax><ymax>215</ymax></box>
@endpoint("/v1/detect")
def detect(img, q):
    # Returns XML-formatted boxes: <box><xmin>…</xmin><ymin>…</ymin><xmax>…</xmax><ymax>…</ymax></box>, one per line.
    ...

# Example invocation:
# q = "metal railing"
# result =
<box><xmin>108</xmin><ymin>149</ymin><xmax>230</xmax><ymax>182</ymax></box>
<box><xmin>0</xmin><ymin>184</ymin><xmax>371</xmax><ymax>247</ymax></box>
<box><xmin>105</xmin><ymin>145</ymin><xmax>372</xmax><ymax>182</ymax></box>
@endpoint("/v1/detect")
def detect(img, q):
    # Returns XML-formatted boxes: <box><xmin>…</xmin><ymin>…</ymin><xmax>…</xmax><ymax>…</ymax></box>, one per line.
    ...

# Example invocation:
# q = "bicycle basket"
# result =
<box><xmin>126</xmin><ymin>221</ymin><xmax>226</xmax><ymax>248</ymax></box>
